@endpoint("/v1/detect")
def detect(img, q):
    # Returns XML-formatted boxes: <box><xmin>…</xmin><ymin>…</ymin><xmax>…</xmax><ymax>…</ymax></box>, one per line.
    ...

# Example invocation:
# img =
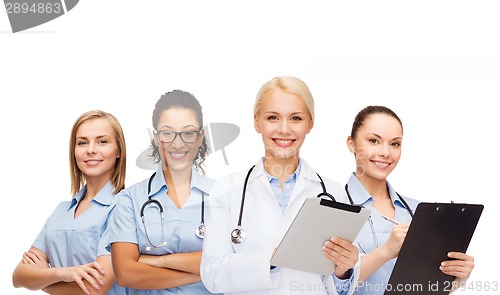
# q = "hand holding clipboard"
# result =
<box><xmin>384</xmin><ymin>202</ymin><xmax>483</xmax><ymax>295</ymax></box>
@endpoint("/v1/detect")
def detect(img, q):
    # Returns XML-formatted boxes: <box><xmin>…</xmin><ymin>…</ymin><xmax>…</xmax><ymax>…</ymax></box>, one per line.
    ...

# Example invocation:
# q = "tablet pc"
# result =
<box><xmin>270</xmin><ymin>197</ymin><xmax>371</xmax><ymax>275</ymax></box>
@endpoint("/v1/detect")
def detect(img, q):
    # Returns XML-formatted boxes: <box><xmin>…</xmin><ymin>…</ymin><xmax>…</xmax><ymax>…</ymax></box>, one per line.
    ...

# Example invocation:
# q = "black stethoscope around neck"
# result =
<box><xmin>140</xmin><ymin>172</ymin><xmax>205</xmax><ymax>251</ymax></box>
<box><xmin>230</xmin><ymin>165</ymin><xmax>336</xmax><ymax>244</ymax></box>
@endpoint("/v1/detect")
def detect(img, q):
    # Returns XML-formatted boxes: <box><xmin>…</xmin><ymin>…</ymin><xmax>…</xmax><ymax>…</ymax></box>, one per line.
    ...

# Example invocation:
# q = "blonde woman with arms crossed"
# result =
<box><xmin>12</xmin><ymin>110</ymin><xmax>128</xmax><ymax>295</ymax></box>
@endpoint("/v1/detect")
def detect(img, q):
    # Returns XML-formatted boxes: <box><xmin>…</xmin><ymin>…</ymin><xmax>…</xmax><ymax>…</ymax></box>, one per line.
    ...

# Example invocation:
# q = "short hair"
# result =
<box><xmin>69</xmin><ymin>110</ymin><xmax>127</xmax><ymax>196</ymax></box>
<box><xmin>254</xmin><ymin>76</ymin><xmax>315</xmax><ymax>123</ymax></box>
<box><xmin>149</xmin><ymin>90</ymin><xmax>208</xmax><ymax>174</ymax></box>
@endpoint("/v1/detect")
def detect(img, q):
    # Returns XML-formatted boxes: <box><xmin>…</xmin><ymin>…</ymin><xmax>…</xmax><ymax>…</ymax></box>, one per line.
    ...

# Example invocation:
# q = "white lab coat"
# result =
<box><xmin>201</xmin><ymin>158</ymin><xmax>360</xmax><ymax>295</ymax></box>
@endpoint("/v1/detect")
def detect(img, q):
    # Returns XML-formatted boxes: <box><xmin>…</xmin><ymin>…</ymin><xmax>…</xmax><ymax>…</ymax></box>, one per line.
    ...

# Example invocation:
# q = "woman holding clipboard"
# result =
<box><xmin>200</xmin><ymin>76</ymin><xmax>360</xmax><ymax>295</ymax></box>
<box><xmin>344</xmin><ymin>105</ymin><xmax>475</xmax><ymax>294</ymax></box>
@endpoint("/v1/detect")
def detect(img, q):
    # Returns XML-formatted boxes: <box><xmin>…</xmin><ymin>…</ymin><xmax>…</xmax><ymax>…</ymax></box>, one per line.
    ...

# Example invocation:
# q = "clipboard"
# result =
<box><xmin>270</xmin><ymin>197</ymin><xmax>371</xmax><ymax>275</ymax></box>
<box><xmin>385</xmin><ymin>202</ymin><xmax>483</xmax><ymax>295</ymax></box>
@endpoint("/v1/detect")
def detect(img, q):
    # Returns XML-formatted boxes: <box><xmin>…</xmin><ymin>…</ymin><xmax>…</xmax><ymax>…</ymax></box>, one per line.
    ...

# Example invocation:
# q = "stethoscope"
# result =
<box><xmin>140</xmin><ymin>172</ymin><xmax>205</xmax><ymax>251</ymax></box>
<box><xmin>344</xmin><ymin>183</ymin><xmax>414</xmax><ymax>253</ymax></box>
<box><xmin>230</xmin><ymin>165</ymin><xmax>336</xmax><ymax>244</ymax></box>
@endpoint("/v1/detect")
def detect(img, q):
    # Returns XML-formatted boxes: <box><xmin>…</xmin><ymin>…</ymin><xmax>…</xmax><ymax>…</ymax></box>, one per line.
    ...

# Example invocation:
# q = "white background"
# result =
<box><xmin>1</xmin><ymin>1</ymin><xmax>498</xmax><ymax>294</ymax></box>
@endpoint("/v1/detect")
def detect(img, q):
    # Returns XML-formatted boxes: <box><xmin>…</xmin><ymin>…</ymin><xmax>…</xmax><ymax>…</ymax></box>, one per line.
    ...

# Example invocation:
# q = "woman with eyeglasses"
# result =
<box><xmin>344</xmin><ymin>105</ymin><xmax>475</xmax><ymax>294</ymax></box>
<box><xmin>200</xmin><ymin>76</ymin><xmax>360</xmax><ymax>295</ymax></box>
<box><xmin>108</xmin><ymin>90</ymin><xmax>217</xmax><ymax>295</ymax></box>
<box><xmin>12</xmin><ymin>110</ymin><xmax>128</xmax><ymax>295</ymax></box>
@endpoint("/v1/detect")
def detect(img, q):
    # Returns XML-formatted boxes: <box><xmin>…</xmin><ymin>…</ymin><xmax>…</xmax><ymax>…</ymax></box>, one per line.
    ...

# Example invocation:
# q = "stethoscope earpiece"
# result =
<box><xmin>230</xmin><ymin>227</ymin><xmax>246</xmax><ymax>244</ymax></box>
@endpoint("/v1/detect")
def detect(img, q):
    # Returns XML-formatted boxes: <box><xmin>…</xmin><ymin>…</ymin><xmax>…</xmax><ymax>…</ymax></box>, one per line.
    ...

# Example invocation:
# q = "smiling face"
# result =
<box><xmin>154</xmin><ymin>107</ymin><xmax>204</xmax><ymax>173</ymax></box>
<box><xmin>347</xmin><ymin>113</ymin><xmax>403</xmax><ymax>182</ymax></box>
<box><xmin>254</xmin><ymin>89</ymin><xmax>313</xmax><ymax>164</ymax></box>
<box><xmin>74</xmin><ymin>118</ymin><xmax>120</xmax><ymax>183</ymax></box>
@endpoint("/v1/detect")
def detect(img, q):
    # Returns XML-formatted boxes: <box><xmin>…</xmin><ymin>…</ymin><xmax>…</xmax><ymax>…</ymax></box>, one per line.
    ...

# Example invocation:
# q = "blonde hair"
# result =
<box><xmin>253</xmin><ymin>76</ymin><xmax>315</xmax><ymax>123</ymax></box>
<box><xmin>69</xmin><ymin>110</ymin><xmax>127</xmax><ymax>196</ymax></box>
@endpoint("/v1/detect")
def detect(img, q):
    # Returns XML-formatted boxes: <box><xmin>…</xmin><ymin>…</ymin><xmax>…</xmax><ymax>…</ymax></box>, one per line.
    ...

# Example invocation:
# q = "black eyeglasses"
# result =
<box><xmin>155</xmin><ymin>128</ymin><xmax>202</xmax><ymax>143</ymax></box>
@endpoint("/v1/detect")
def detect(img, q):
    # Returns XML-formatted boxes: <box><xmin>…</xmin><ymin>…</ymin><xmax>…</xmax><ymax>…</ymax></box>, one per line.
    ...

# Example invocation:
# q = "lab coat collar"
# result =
<box><xmin>288</xmin><ymin>158</ymin><xmax>322</xmax><ymax>205</ymax></box>
<box><xmin>297</xmin><ymin>158</ymin><xmax>323</xmax><ymax>184</ymax></box>
<box><xmin>248</xmin><ymin>158</ymin><xmax>266</xmax><ymax>182</ymax></box>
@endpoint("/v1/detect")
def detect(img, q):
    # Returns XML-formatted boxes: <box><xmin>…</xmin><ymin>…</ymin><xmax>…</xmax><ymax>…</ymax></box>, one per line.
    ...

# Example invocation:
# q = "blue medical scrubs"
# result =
<box><xmin>108</xmin><ymin>165</ymin><xmax>217</xmax><ymax>295</ymax></box>
<box><xmin>345</xmin><ymin>173</ymin><xmax>420</xmax><ymax>295</ymax></box>
<box><xmin>33</xmin><ymin>181</ymin><xmax>127</xmax><ymax>295</ymax></box>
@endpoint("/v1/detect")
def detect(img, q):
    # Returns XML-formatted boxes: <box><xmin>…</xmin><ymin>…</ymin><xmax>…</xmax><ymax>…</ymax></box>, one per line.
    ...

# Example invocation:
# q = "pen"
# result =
<box><xmin>381</xmin><ymin>215</ymin><xmax>401</xmax><ymax>225</ymax></box>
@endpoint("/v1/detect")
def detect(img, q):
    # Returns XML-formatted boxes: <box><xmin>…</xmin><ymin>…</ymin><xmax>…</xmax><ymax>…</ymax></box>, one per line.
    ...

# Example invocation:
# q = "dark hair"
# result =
<box><xmin>149</xmin><ymin>90</ymin><xmax>209</xmax><ymax>174</ymax></box>
<box><xmin>350</xmin><ymin>105</ymin><xmax>403</xmax><ymax>139</ymax></box>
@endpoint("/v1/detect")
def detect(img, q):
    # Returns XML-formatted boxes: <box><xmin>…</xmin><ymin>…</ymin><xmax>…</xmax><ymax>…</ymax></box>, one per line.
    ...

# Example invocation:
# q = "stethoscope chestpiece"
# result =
<box><xmin>230</xmin><ymin>227</ymin><xmax>246</xmax><ymax>244</ymax></box>
<box><xmin>195</xmin><ymin>224</ymin><xmax>205</xmax><ymax>239</ymax></box>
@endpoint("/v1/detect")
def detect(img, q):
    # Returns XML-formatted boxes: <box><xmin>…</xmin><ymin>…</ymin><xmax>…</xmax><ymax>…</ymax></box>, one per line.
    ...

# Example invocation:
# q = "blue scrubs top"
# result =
<box><xmin>108</xmin><ymin>165</ymin><xmax>216</xmax><ymax>295</ymax></box>
<box><xmin>345</xmin><ymin>173</ymin><xmax>420</xmax><ymax>295</ymax></box>
<box><xmin>33</xmin><ymin>181</ymin><xmax>127</xmax><ymax>295</ymax></box>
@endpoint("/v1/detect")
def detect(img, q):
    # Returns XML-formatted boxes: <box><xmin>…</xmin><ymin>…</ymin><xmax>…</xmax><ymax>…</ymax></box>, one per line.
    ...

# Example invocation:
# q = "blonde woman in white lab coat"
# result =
<box><xmin>201</xmin><ymin>76</ymin><xmax>360</xmax><ymax>295</ymax></box>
